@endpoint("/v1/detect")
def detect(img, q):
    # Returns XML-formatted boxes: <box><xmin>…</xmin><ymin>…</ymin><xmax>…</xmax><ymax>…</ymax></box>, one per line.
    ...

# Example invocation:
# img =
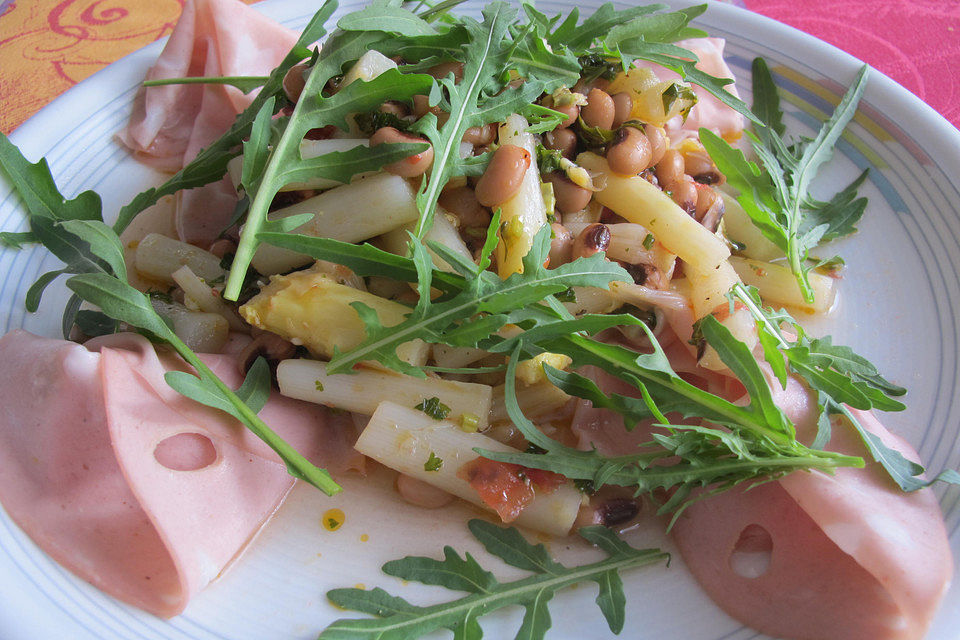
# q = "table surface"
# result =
<box><xmin>0</xmin><ymin>0</ymin><xmax>958</xmax><ymax>133</ymax></box>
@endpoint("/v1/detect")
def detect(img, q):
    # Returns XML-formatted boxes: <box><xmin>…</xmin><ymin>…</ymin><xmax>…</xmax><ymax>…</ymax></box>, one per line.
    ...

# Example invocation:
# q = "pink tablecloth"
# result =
<box><xmin>746</xmin><ymin>0</ymin><xmax>960</xmax><ymax>129</ymax></box>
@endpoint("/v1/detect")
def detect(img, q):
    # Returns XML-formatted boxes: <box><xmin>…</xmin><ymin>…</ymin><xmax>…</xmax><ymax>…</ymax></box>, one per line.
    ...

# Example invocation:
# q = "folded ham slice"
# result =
<box><xmin>669</xmin><ymin>376</ymin><xmax>952</xmax><ymax>639</ymax></box>
<box><xmin>570</xmin><ymin>356</ymin><xmax>951</xmax><ymax>639</ymax></box>
<box><xmin>119</xmin><ymin>0</ymin><xmax>299</xmax><ymax>246</ymax></box>
<box><xmin>0</xmin><ymin>330</ymin><xmax>360</xmax><ymax>618</ymax></box>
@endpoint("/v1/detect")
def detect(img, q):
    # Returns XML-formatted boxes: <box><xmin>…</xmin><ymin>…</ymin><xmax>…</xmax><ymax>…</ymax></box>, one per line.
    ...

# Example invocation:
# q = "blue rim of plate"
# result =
<box><xmin>0</xmin><ymin>1</ymin><xmax>958</xmax><ymax>638</ymax></box>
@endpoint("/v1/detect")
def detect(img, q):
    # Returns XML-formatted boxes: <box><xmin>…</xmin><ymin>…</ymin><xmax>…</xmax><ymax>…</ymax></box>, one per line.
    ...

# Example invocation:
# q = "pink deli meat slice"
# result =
<box><xmin>119</xmin><ymin>0</ymin><xmax>298</xmax><ymax>246</ymax></box>
<box><xmin>670</xmin><ymin>377</ymin><xmax>952</xmax><ymax>640</ymax></box>
<box><xmin>0</xmin><ymin>330</ymin><xmax>359</xmax><ymax>617</ymax></box>
<box><xmin>634</xmin><ymin>37</ymin><xmax>745</xmax><ymax>143</ymax></box>
<box><xmin>99</xmin><ymin>344</ymin><xmax>294</xmax><ymax>616</ymax></box>
<box><xmin>120</xmin><ymin>0</ymin><xmax>297</xmax><ymax>170</ymax></box>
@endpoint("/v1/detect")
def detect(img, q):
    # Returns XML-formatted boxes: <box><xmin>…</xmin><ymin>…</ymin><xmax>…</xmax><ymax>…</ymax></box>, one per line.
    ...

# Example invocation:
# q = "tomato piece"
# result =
<box><xmin>458</xmin><ymin>457</ymin><xmax>533</xmax><ymax>523</ymax></box>
<box><xmin>457</xmin><ymin>457</ymin><xmax>566</xmax><ymax>523</ymax></box>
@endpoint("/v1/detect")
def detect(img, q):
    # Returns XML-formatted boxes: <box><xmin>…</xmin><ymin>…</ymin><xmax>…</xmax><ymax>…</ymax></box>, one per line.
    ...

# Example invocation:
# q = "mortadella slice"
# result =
<box><xmin>670</xmin><ymin>374</ymin><xmax>952</xmax><ymax>640</ymax></box>
<box><xmin>0</xmin><ymin>330</ymin><xmax>360</xmax><ymax>617</ymax></box>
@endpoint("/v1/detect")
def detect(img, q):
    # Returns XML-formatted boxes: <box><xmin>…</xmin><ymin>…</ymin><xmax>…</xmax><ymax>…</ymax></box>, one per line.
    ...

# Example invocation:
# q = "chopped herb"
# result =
<box><xmin>660</xmin><ymin>81</ymin><xmax>698</xmax><ymax>120</ymax></box>
<box><xmin>577</xmin><ymin>52</ymin><xmax>619</xmax><ymax>84</ymax></box>
<box><xmin>146</xmin><ymin>288</ymin><xmax>175</xmax><ymax>304</ymax></box>
<box><xmin>576</xmin><ymin>116</ymin><xmax>616</xmax><ymax>148</ymax></box>
<box><xmin>424</xmin><ymin>451</ymin><xmax>444</xmax><ymax>471</ymax></box>
<box><xmin>536</xmin><ymin>144</ymin><xmax>565</xmax><ymax>175</ymax></box>
<box><xmin>574</xmin><ymin>478</ymin><xmax>596</xmax><ymax>494</ymax></box>
<box><xmin>353</xmin><ymin>109</ymin><xmax>412</xmax><ymax>137</ymax></box>
<box><xmin>415</xmin><ymin>396</ymin><xmax>451</xmax><ymax>420</ymax></box>
<box><xmin>642</xmin><ymin>233</ymin><xmax>655</xmax><ymax>250</ymax></box>
<box><xmin>315</xmin><ymin>380</ymin><xmax>325</xmax><ymax>391</ymax></box>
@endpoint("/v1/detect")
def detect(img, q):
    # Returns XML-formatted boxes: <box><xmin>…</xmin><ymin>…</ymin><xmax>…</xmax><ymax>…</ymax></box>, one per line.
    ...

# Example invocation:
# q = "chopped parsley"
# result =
<box><xmin>424</xmin><ymin>451</ymin><xmax>444</xmax><ymax>472</ymax></box>
<box><xmin>415</xmin><ymin>396</ymin><xmax>451</xmax><ymax>420</ymax></box>
<box><xmin>554</xmin><ymin>286</ymin><xmax>577</xmax><ymax>303</ymax></box>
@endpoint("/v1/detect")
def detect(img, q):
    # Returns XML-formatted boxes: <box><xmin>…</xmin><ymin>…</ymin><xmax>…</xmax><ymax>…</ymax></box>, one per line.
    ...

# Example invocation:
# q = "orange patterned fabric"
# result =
<box><xmin>0</xmin><ymin>0</ymin><xmax>257</xmax><ymax>134</ymax></box>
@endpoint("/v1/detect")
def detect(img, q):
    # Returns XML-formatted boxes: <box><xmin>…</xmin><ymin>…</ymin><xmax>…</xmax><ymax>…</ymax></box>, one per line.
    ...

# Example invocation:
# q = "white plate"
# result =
<box><xmin>1</xmin><ymin>1</ymin><xmax>958</xmax><ymax>638</ymax></box>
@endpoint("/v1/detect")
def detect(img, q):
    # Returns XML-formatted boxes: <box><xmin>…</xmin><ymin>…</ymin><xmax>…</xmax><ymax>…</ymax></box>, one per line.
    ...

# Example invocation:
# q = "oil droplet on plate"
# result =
<box><xmin>322</xmin><ymin>508</ymin><xmax>345</xmax><ymax>531</ymax></box>
<box><xmin>360</xmin><ymin>533</ymin><xmax>369</xmax><ymax>542</ymax></box>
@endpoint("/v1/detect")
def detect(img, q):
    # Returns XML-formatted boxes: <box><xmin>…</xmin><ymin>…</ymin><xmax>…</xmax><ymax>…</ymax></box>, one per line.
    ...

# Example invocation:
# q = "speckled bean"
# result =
<box><xmin>655</xmin><ymin>147</ymin><xmax>684</xmax><ymax>190</ymax></box>
<box><xmin>671</xmin><ymin>175</ymin><xmax>699</xmax><ymax>215</ymax></box>
<box><xmin>462</xmin><ymin>123</ymin><xmax>497</xmax><ymax>146</ymax></box>
<box><xmin>581</xmin><ymin>88</ymin><xmax>615</xmax><ymax>130</ymax></box>
<box><xmin>549</xmin><ymin>223</ymin><xmax>574</xmax><ymax>266</ymax></box>
<box><xmin>572</xmin><ymin>222</ymin><xmax>611</xmax><ymax>259</ymax></box>
<box><xmin>379</xmin><ymin>100</ymin><xmax>410</xmax><ymax>118</ymax></box>
<box><xmin>611</xmin><ymin>92</ymin><xmax>633</xmax><ymax>128</ymax></box>
<box><xmin>542</xmin><ymin>97</ymin><xmax>580</xmax><ymax>129</ymax></box>
<box><xmin>606</xmin><ymin>126</ymin><xmax>652</xmax><ymax>176</ymax></box>
<box><xmin>438</xmin><ymin>186</ymin><xmax>490</xmax><ymax>228</ymax></box>
<box><xmin>474</xmin><ymin>144</ymin><xmax>530</xmax><ymax>208</ymax></box>
<box><xmin>644</xmin><ymin>124</ymin><xmax>667</xmax><ymax>166</ymax></box>
<box><xmin>694</xmin><ymin>184</ymin><xmax>719</xmax><ymax>220</ymax></box>
<box><xmin>427</xmin><ymin>61</ymin><xmax>464</xmax><ymax>83</ymax></box>
<box><xmin>282</xmin><ymin>63</ymin><xmax>308</xmax><ymax>103</ymax></box>
<box><xmin>412</xmin><ymin>94</ymin><xmax>443</xmax><ymax>118</ymax></box>
<box><xmin>545</xmin><ymin>171</ymin><xmax>592</xmax><ymax>214</ymax></box>
<box><xmin>544</xmin><ymin>128</ymin><xmax>577</xmax><ymax>159</ymax></box>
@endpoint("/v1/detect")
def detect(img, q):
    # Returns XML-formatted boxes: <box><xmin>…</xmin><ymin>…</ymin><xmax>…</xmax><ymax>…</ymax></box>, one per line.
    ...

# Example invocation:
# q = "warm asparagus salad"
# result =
<box><xmin>0</xmin><ymin>0</ymin><xmax>957</xmax><ymax>638</ymax></box>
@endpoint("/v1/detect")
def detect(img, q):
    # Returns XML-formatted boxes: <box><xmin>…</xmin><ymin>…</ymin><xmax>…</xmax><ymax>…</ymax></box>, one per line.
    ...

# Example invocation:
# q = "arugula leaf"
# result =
<box><xmin>604</xmin><ymin>7</ymin><xmax>706</xmax><ymax>48</ymax></box>
<box><xmin>730</xmin><ymin>283</ymin><xmax>959</xmax><ymax>491</ymax></box>
<box><xmin>547</xmin><ymin>3</ymin><xmax>666</xmax><ymax>51</ymax></box>
<box><xmin>319</xmin><ymin>519</ymin><xmax>668</xmax><ymax>639</ymax></box>
<box><xmin>702</xmin><ymin>59</ymin><xmax>869</xmax><ymax>303</ymax></box>
<box><xmin>74</xmin><ymin>309</ymin><xmax>120</xmax><ymax>337</ymax></box>
<box><xmin>408</xmin><ymin>3</ymin><xmax>535</xmax><ymax>238</ymax></box>
<box><xmin>142</xmin><ymin>76</ymin><xmax>269</xmax><ymax>93</ymax></box>
<box><xmin>0</xmin><ymin>138</ymin><xmax>134</xmax><ymax>326</ymax></box>
<box><xmin>338</xmin><ymin>2</ymin><xmax>440</xmax><ymax>36</ymax></box>
<box><xmin>0</xmin><ymin>133</ymin><xmax>103</xmax><ymax>227</ymax></box>
<box><xmin>477</xmin><ymin>328</ymin><xmax>861</xmax><ymax>521</ymax></box>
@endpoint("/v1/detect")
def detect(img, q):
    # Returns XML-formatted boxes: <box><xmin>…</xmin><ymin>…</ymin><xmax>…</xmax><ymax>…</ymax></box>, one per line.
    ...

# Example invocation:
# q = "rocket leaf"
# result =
<box><xmin>319</xmin><ymin>519</ymin><xmax>668</xmax><ymax>639</ymax></box>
